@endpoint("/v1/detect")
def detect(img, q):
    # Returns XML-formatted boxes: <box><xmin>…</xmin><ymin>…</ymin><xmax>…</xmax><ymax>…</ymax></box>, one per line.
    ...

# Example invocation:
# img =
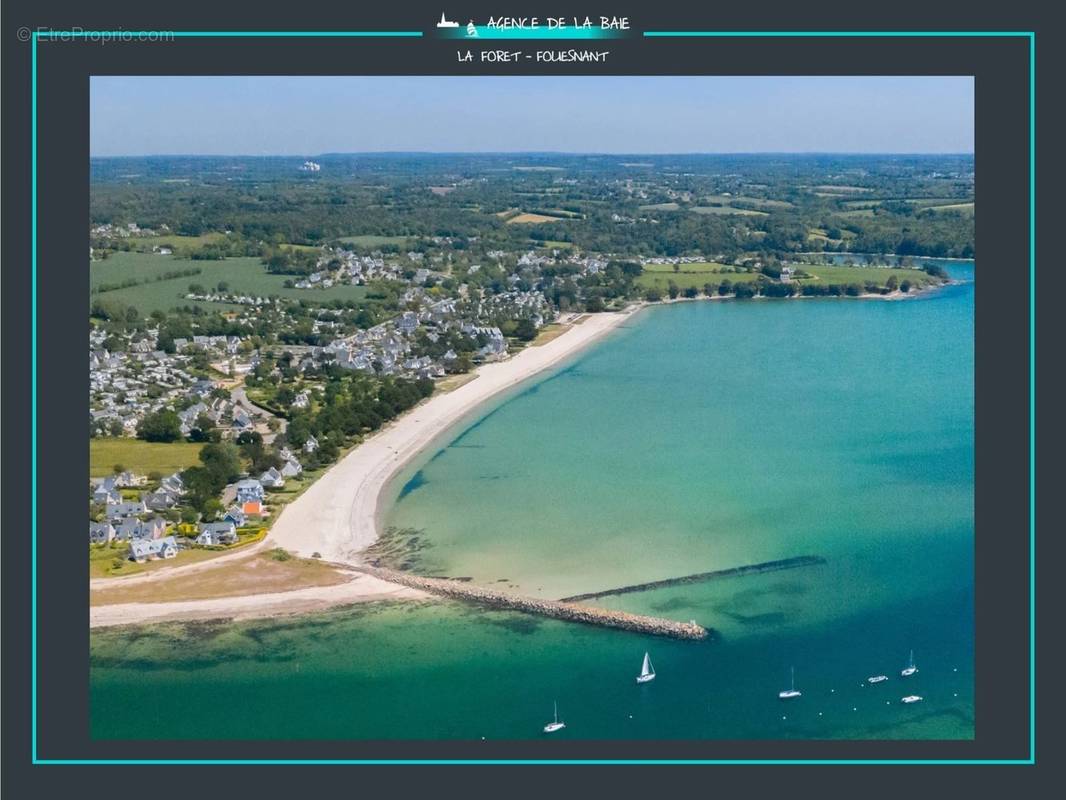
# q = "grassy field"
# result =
<box><xmin>702</xmin><ymin>195</ymin><xmax>794</xmax><ymax>210</ymax></box>
<box><xmin>89</xmin><ymin>543</ymin><xmax>223</xmax><ymax>578</ymax></box>
<box><xmin>637</xmin><ymin>271</ymin><xmax>761</xmax><ymax>291</ymax></box>
<box><xmin>91</xmin><ymin>551</ymin><xmax>347</xmax><ymax>604</ymax></box>
<box><xmin>812</xmin><ymin>185</ymin><xmax>873</xmax><ymax>193</ymax></box>
<box><xmin>337</xmin><ymin>235</ymin><xmax>413</xmax><ymax>248</ymax></box>
<box><xmin>528</xmin><ymin>322</ymin><xmax>571</xmax><ymax>347</ymax></box>
<box><xmin>90</xmin><ymin>253</ymin><xmax>369</xmax><ymax>313</ymax></box>
<box><xmin>642</xmin><ymin>261</ymin><xmax>735</xmax><ymax>274</ymax></box>
<box><xmin>122</xmin><ymin>232</ymin><xmax>229</xmax><ymax>250</ymax></box>
<box><xmin>638</xmin><ymin>202</ymin><xmax>680</xmax><ymax>212</ymax></box>
<box><xmin>533</xmin><ymin>239</ymin><xmax>574</xmax><ymax>249</ymax></box>
<box><xmin>90</xmin><ymin>439</ymin><xmax>203</xmax><ymax>478</ymax></box>
<box><xmin>690</xmin><ymin>206</ymin><xmax>768</xmax><ymax>217</ymax></box>
<box><xmin>923</xmin><ymin>202</ymin><xmax>975</xmax><ymax>215</ymax></box>
<box><xmin>796</xmin><ymin>265</ymin><xmax>936</xmax><ymax>286</ymax></box>
<box><xmin>506</xmin><ymin>213</ymin><xmax>563</xmax><ymax>224</ymax></box>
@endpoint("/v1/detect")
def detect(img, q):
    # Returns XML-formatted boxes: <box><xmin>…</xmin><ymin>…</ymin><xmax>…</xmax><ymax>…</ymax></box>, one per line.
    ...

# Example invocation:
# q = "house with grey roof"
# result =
<box><xmin>259</xmin><ymin>466</ymin><xmax>285</xmax><ymax>489</ymax></box>
<box><xmin>89</xmin><ymin>522</ymin><xmax>115</xmax><ymax>545</ymax></box>
<box><xmin>93</xmin><ymin>485</ymin><xmax>122</xmax><ymax>505</ymax></box>
<box><xmin>280</xmin><ymin>458</ymin><xmax>303</xmax><ymax>478</ymax></box>
<box><xmin>106</xmin><ymin>500</ymin><xmax>147</xmax><ymax>520</ymax></box>
<box><xmin>223</xmin><ymin>506</ymin><xmax>247</xmax><ymax>527</ymax></box>
<box><xmin>128</xmin><ymin>535</ymin><xmax>178</xmax><ymax>563</ymax></box>
<box><xmin>114</xmin><ymin>516</ymin><xmax>168</xmax><ymax>542</ymax></box>
<box><xmin>235</xmin><ymin>478</ymin><xmax>265</xmax><ymax>504</ymax></box>
<box><xmin>195</xmin><ymin>520</ymin><xmax>238</xmax><ymax>546</ymax></box>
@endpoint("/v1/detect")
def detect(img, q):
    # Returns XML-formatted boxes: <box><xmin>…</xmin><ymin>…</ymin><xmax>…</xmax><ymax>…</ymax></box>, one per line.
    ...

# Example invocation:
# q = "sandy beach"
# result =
<box><xmin>90</xmin><ymin>572</ymin><xmax>427</xmax><ymax>628</ymax></box>
<box><xmin>269</xmin><ymin>310</ymin><xmax>633</xmax><ymax>563</ymax></box>
<box><xmin>90</xmin><ymin>311</ymin><xmax>633</xmax><ymax>628</ymax></box>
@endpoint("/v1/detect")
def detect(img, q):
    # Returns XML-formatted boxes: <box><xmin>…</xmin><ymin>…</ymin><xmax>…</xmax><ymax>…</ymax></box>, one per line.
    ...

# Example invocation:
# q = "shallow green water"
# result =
<box><xmin>91</xmin><ymin>263</ymin><xmax>974</xmax><ymax>740</ymax></box>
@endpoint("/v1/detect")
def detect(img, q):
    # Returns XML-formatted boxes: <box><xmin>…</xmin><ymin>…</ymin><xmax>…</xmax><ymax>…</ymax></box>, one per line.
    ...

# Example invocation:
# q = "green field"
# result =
<box><xmin>690</xmin><ymin>206</ymin><xmax>768</xmax><ymax>217</ymax></box>
<box><xmin>638</xmin><ymin>203</ymin><xmax>680</xmax><ymax>212</ymax></box>
<box><xmin>923</xmin><ymin>202</ymin><xmax>975</xmax><ymax>215</ymax></box>
<box><xmin>641</xmin><ymin>261</ymin><xmax>735</xmax><ymax>274</ymax></box>
<box><xmin>706</xmin><ymin>195</ymin><xmax>794</xmax><ymax>209</ymax></box>
<box><xmin>337</xmin><ymin>235</ymin><xmax>414</xmax><ymax>248</ymax></box>
<box><xmin>120</xmin><ymin>232</ymin><xmax>229</xmax><ymax>250</ymax></box>
<box><xmin>795</xmin><ymin>265</ymin><xmax>936</xmax><ymax>286</ymax></box>
<box><xmin>90</xmin><ymin>253</ymin><xmax>369</xmax><ymax>313</ymax></box>
<box><xmin>637</xmin><ymin>271</ymin><xmax>761</xmax><ymax>291</ymax></box>
<box><xmin>90</xmin><ymin>439</ymin><xmax>204</xmax><ymax>478</ymax></box>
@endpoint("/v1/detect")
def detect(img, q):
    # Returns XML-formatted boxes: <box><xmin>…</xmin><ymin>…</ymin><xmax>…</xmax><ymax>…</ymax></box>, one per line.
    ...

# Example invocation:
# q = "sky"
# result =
<box><xmin>90</xmin><ymin>76</ymin><xmax>974</xmax><ymax>157</ymax></box>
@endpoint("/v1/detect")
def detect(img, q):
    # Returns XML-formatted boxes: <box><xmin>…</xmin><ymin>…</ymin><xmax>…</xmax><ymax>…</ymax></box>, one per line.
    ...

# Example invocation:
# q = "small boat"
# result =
<box><xmin>901</xmin><ymin>650</ymin><xmax>919</xmax><ymax>677</ymax></box>
<box><xmin>901</xmin><ymin>695</ymin><xmax>923</xmax><ymax>704</ymax></box>
<box><xmin>636</xmin><ymin>652</ymin><xmax>656</xmax><ymax>684</ymax></box>
<box><xmin>867</xmin><ymin>675</ymin><xmax>889</xmax><ymax>684</ymax></box>
<box><xmin>543</xmin><ymin>701</ymin><xmax>566</xmax><ymax>733</ymax></box>
<box><xmin>778</xmin><ymin>666</ymin><xmax>802</xmax><ymax>699</ymax></box>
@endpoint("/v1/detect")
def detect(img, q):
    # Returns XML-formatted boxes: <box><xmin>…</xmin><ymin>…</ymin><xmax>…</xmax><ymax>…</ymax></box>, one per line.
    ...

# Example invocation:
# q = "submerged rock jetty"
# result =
<box><xmin>558</xmin><ymin>555</ymin><xmax>827</xmax><ymax>603</ymax></box>
<box><xmin>350</xmin><ymin>565</ymin><xmax>711</xmax><ymax>641</ymax></box>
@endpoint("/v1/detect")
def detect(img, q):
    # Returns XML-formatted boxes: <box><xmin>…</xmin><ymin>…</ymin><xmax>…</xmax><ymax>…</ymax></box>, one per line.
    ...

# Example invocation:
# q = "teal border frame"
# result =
<box><xmin>31</xmin><ymin>28</ymin><xmax>1035</xmax><ymax>765</ymax></box>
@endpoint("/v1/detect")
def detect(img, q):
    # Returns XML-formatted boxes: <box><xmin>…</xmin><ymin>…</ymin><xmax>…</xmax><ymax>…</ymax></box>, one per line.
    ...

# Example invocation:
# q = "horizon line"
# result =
<box><xmin>91</xmin><ymin>150</ymin><xmax>976</xmax><ymax>159</ymax></box>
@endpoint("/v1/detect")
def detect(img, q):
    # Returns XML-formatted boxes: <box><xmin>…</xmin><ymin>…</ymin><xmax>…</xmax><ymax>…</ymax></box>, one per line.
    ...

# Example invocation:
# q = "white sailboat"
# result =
<box><xmin>778</xmin><ymin>666</ymin><xmax>802</xmax><ymax>699</ymax></box>
<box><xmin>901</xmin><ymin>650</ymin><xmax>918</xmax><ymax>677</ymax></box>
<box><xmin>636</xmin><ymin>652</ymin><xmax>656</xmax><ymax>684</ymax></box>
<box><xmin>543</xmin><ymin>701</ymin><xmax>566</xmax><ymax>733</ymax></box>
<box><xmin>901</xmin><ymin>695</ymin><xmax>923</xmax><ymax>704</ymax></box>
<box><xmin>867</xmin><ymin>675</ymin><xmax>889</xmax><ymax>684</ymax></box>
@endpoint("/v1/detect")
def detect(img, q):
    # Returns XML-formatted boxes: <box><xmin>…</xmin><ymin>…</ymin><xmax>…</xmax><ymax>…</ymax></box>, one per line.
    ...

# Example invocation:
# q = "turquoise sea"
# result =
<box><xmin>91</xmin><ymin>263</ymin><xmax>974</xmax><ymax>740</ymax></box>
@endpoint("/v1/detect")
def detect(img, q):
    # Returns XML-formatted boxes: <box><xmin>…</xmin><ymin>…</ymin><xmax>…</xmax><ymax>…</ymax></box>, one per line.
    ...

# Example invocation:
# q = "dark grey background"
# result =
<box><xmin>1</xmin><ymin>0</ymin><xmax>1056</xmax><ymax>790</ymax></box>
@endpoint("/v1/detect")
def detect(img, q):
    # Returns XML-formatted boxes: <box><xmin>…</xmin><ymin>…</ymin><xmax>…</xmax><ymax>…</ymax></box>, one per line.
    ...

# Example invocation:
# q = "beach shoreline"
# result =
<box><xmin>90</xmin><ymin>572</ymin><xmax>428</xmax><ymax>629</ymax></box>
<box><xmin>267</xmin><ymin>309</ymin><xmax>634</xmax><ymax>565</ymax></box>
<box><xmin>89</xmin><ymin>285</ymin><xmax>951</xmax><ymax>630</ymax></box>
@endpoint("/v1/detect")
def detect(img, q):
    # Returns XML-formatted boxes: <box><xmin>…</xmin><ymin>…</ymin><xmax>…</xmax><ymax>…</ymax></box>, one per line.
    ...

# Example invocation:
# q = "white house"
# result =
<box><xmin>259</xmin><ymin>467</ymin><xmax>285</xmax><ymax>489</ymax></box>
<box><xmin>195</xmin><ymin>520</ymin><xmax>238</xmax><ymax>546</ymax></box>
<box><xmin>128</xmin><ymin>536</ymin><xmax>178</xmax><ymax>563</ymax></box>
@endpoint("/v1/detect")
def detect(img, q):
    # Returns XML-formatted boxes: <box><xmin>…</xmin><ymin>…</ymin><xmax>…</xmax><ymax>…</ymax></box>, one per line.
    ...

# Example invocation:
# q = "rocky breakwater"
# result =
<box><xmin>351</xmin><ymin>565</ymin><xmax>711</xmax><ymax>641</ymax></box>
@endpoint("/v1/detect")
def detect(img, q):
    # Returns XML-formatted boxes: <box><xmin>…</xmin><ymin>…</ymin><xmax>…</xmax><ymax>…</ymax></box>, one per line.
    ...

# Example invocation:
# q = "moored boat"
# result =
<box><xmin>543</xmin><ymin>701</ymin><xmax>566</xmax><ymax>733</ymax></box>
<box><xmin>779</xmin><ymin>666</ymin><xmax>802</xmax><ymax>699</ymax></box>
<box><xmin>636</xmin><ymin>652</ymin><xmax>656</xmax><ymax>684</ymax></box>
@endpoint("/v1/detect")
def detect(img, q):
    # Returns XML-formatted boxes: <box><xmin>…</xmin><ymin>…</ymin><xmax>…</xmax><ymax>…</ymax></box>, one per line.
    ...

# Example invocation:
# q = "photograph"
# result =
<box><xmin>85</xmin><ymin>75</ymin><xmax>976</xmax><ymax>741</ymax></box>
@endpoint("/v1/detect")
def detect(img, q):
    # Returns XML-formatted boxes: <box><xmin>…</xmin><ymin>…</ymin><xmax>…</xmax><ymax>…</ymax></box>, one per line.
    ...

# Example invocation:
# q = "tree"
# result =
<box><xmin>156</xmin><ymin>330</ymin><xmax>176</xmax><ymax>354</ymax></box>
<box><xmin>187</xmin><ymin>412</ymin><xmax>217</xmax><ymax>443</ymax></box>
<box><xmin>112</xmin><ymin>463</ymin><xmax>125</xmax><ymax>474</ymax></box>
<box><xmin>180</xmin><ymin>466</ymin><xmax>218</xmax><ymax>513</ymax></box>
<box><xmin>136</xmin><ymin>409</ymin><xmax>183</xmax><ymax>442</ymax></box>
<box><xmin>667</xmin><ymin>281</ymin><xmax>680</xmax><ymax>299</ymax></box>
<box><xmin>514</xmin><ymin>318</ymin><xmax>538</xmax><ymax>341</ymax></box>
<box><xmin>199</xmin><ymin>441</ymin><xmax>242</xmax><ymax>487</ymax></box>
